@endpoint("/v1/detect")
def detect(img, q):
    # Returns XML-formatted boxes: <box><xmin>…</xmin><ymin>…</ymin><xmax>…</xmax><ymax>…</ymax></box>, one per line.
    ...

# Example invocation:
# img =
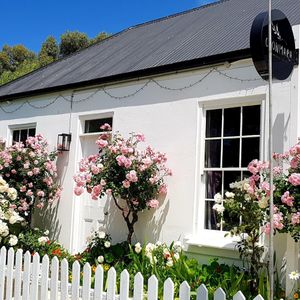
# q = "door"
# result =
<box><xmin>77</xmin><ymin>134</ymin><xmax>108</xmax><ymax>252</ymax></box>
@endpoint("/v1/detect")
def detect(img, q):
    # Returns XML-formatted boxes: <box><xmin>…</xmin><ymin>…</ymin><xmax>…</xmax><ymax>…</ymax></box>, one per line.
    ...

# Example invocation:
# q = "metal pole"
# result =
<box><xmin>268</xmin><ymin>0</ymin><xmax>274</xmax><ymax>299</ymax></box>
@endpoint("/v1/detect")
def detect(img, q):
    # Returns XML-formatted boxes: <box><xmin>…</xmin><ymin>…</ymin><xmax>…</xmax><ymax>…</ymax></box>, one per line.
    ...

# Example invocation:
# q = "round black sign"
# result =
<box><xmin>250</xmin><ymin>9</ymin><xmax>296</xmax><ymax>81</ymax></box>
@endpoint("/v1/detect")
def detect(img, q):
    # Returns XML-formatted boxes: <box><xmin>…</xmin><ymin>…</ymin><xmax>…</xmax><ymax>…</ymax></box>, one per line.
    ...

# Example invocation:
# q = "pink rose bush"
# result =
<box><xmin>0</xmin><ymin>134</ymin><xmax>62</xmax><ymax>222</ymax></box>
<box><xmin>212</xmin><ymin>144</ymin><xmax>300</xmax><ymax>283</ymax></box>
<box><xmin>74</xmin><ymin>125</ymin><xmax>171</xmax><ymax>243</ymax></box>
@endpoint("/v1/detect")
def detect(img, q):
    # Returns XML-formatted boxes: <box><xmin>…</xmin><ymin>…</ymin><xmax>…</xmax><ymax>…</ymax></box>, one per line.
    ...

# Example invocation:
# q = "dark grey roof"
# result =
<box><xmin>1</xmin><ymin>0</ymin><xmax>300</xmax><ymax>100</ymax></box>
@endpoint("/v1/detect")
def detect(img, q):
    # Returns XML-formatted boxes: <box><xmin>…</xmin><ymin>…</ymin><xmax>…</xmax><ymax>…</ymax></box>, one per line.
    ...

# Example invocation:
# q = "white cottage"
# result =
<box><xmin>0</xmin><ymin>0</ymin><xmax>299</xmax><ymax>275</ymax></box>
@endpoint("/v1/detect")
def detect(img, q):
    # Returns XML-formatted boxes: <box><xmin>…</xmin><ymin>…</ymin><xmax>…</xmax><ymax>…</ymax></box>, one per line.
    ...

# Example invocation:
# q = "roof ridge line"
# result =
<box><xmin>126</xmin><ymin>0</ymin><xmax>230</xmax><ymax>30</ymax></box>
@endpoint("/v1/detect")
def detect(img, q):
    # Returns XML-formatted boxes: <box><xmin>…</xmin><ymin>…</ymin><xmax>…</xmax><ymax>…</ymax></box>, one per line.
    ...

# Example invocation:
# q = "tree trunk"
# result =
<box><xmin>124</xmin><ymin>210</ymin><xmax>138</xmax><ymax>244</ymax></box>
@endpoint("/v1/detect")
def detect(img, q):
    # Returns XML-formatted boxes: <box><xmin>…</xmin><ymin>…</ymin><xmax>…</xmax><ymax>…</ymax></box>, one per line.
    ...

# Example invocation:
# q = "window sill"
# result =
<box><xmin>185</xmin><ymin>231</ymin><xmax>240</xmax><ymax>251</ymax></box>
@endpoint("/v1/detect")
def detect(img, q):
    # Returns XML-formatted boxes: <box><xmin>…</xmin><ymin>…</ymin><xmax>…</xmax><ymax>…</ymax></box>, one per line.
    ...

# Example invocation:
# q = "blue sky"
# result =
<box><xmin>0</xmin><ymin>0</ymin><xmax>215</xmax><ymax>53</ymax></box>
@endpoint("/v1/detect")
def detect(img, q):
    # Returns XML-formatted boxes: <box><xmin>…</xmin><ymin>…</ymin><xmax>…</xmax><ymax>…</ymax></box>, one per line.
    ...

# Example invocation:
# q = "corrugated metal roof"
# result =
<box><xmin>0</xmin><ymin>0</ymin><xmax>300</xmax><ymax>99</ymax></box>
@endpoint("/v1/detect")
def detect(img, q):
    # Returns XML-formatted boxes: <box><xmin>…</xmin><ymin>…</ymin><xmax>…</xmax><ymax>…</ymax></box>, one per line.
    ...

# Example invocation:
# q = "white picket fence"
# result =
<box><xmin>0</xmin><ymin>247</ymin><xmax>264</xmax><ymax>300</ymax></box>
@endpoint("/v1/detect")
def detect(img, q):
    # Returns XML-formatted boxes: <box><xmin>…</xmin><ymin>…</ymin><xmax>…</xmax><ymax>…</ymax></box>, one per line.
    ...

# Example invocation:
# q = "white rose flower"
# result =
<box><xmin>135</xmin><ymin>242</ymin><xmax>142</xmax><ymax>254</ymax></box>
<box><xmin>98</xmin><ymin>231</ymin><xmax>106</xmax><ymax>239</ymax></box>
<box><xmin>166</xmin><ymin>259</ymin><xmax>173</xmax><ymax>267</ymax></box>
<box><xmin>38</xmin><ymin>236</ymin><xmax>49</xmax><ymax>245</ymax></box>
<box><xmin>0</xmin><ymin>184</ymin><xmax>9</xmax><ymax>193</ymax></box>
<box><xmin>104</xmin><ymin>241</ymin><xmax>111</xmax><ymax>248</ymax></box>
<box><xmin>7</xmin><ymin>188</ymin><xmax>17</xmax><ymax>200</ymax></box>
<box><xmin>212</xmin><ymin>203</ymin><xmax>225</xmax><ymax>214</ymax></box>
<box><xmin>0</xmin><ymin>220</ymin><xmax>9</xmax><ymax>237</ymax></box>
<box><xmin>213</xmin><ymin>193</ymin><xmax>223</xmax><ymax>204</ymax></box>
<box><xmin>9</xmin><ymin>212</ymin><xmax>23</xmax><ymax>224</ymax></box>
<box><xmin>8</xmin><ymin>235</ymin><xmax>18</xmax><ymax>246</ymax></box>
<box><xmin>44</xmin><ymin>230</ymin><xmax>49</xmax><ymax>235</ymax></box>
<box><xmin>97</xmin><ymin>255</ymin><xmax>104</xmax><ymax>263</ymax></box>
<box><xmin>155</xmin><ymin>241</ymin><xmax>162</xmax><ymax>247</ymax></box>
<box><xmin>225</xmin><ymin>191</ymin><xmax>235</xmax><ymax>198</ymax></box>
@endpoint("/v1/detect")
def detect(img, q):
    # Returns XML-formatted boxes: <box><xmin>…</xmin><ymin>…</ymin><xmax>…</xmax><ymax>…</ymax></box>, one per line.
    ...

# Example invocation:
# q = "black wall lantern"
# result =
<box><xmin>57</xmin><ymin>133</ymin><xmax>72</xmax><ymax>151</ymax></box>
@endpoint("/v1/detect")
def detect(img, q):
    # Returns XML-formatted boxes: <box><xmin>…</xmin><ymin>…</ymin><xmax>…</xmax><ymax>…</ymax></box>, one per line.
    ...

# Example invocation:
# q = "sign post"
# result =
<box><xmin>268</xmin><ymin>3</ymin><xmax>274</xmax><ymax>300</ymax></box>
<box><xmin>250</xmin><ymin>4</ymin><xmax>297</xmax><ymax>300</ymax></box>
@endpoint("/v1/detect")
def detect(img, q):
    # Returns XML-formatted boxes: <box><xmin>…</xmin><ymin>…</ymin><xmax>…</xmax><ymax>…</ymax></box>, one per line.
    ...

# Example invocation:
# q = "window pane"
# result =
<box><xmin>224</xmin><ymin>107</ymin><xmax>240</xmax><ymax>136</ymax></box>
<box><xmin>242</xmin><ymin>171</ymin><xmax>252</xmax><ymax>179</ymax></box>
<box><xmin>224</xmin><ymin>171</ymin><xmax>241</xmax><ymax>192</ymax></box>
<box><xmin>206</xmin><ymin>171</ymin><xmax>222</xmax><ymax>199</ymax></box>
<box><xmin>84</xmin><ymin>117</ymin><xmax>113</xmax><ymax>133</ymax></box>
<box><xmin>20</xmin><ymin>129</ymin><xmax>28</xmax><ymax>143</ymax></box>
<box><xmin>28</xmin><ymin>128</ymin><xmax>36</xmax><ymax>137</ymax></box>
<box><xmin>205</xmin><ymin>201</ymin><xmax>219</xmax><ymax>230</ymax></box>
<box><xmin>12</xmin><ymin>130</ymin><xmax>20</xmax><ymax>143</ymax></box>
<box><xmin>223</xmin><ymin>139</ymin><xmax>239</xmax><ymax>167</ymax></box>
<box><xmin>243</xmin><ymin>106</ymin><xmax>260</xmax><ymax>135</ymax></box>
<box><xmin>206</xmin><ymin>110</ymin><xmax>222</xmax><ymax>137</ymax></box>
<box><xmin>242</xmin><ymin>138</ymin><xmax>260</xmax><ymax>167</ymax></box>
<box><xmin>205</xmin><ymin>140</ymin><xmax>221</xmax><ymax>168</ymax></box>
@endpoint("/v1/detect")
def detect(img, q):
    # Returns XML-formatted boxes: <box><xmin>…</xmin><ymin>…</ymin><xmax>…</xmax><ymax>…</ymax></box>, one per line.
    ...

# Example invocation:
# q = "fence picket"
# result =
<box><xmin>14</xmin><ymin>249</ymin><xmax>23</xmax><ymax>300</ymax></box>
<box><xmin>5</xmin><ymin>248</ymin><xmax>14</xmax><ymax>300</ymax></box>
<box><xmin>83</xmin><ymin>263</ymin><xmax>92</xmax><ymax>300</ymax></box>
<box><xmin>40</xmin><ymin>255</ymin><xmax>49</xmax><ymax>300</ymax></box>
<box><xmin>163</xmin><ymin>278</ymin><xmax>174</xmax><ymax>300</ymax></box>
<box><xmin>71</xmin><ymin>260</ymin><xmax>80</xmax><ymax>300</ymax></box>
<box><xmin>61</xmin><ymin>258</ymin><xmax>69</xmax><ymax>300</ymax></box>
<box><xmin>30</xmin><ymin>252</ymin><xmax>40</xmax><ymax>300</ymax></box>
<box><xmin>197</xmin><ymin>284</ymin><xmax>208</xmax><ymax>300</ymax></box>
<box><xmin>22</xmin><ymin>251</ymin><xmax>31</xmax><ymax>300</ymax></box>
<box><xmin>179</xmin><ymin>281</ymin><xmax>190</xmax><ymax>300</ymax></box>
<box><xmin>148</xmin><ymin>275</ymin><xmax>158</xmax><ymax>300</ymax></box>
<box><xmin>107</xmin><ymin>267</ymin><xmax>116</xmax><ymax>300</ymax></box>
<box><xmin>50</xmin><ymin>256</ymin><xmax>59</xmax><ymax>300</ymax></box>
<box><xmin>93</xmin><ymin>265</ymin><xmax>103</xmax><ymax>300</ymax></box>
<box><xmin>233</xmin><ymin>291</ymin><xmax>246</xmax><ymax>300</ymax></box>
<box><xmin>133</xmin><ymin>272</ymin><xmax>143</xmax><ymax>300</ymax></box>
<box><xmin>120</xmin><ymin>269</ymin><xmax>129</xmax><ymax>300</ymax></box>
<box><xmin>253</xmin><ymin>295</ymin><xmax>264</xmax><ymax>300</ymax></box>
<box><xmin>214</xmin><ymin>288</ymin><xmax>226</xmax><ymax>300</ymax></box>
<box><xmin>0</xmin><ymin>247</ymin><xmax>6</xmax><ymax>300</ymax></box>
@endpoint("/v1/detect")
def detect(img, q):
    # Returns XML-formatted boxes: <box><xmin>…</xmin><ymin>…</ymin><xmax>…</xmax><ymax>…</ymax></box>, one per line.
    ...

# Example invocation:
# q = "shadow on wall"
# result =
<box><xmin>32</xmin><ymin>150</ymin><xmax>69</xmax><ymax>244</ymax></box>
<box><xmin>102</xmin><ymin>196</ymin><xmax>170</xmax><ymax>244</ymax></box>
<box><xmin>273</xmin><ymin>113</ymin><xmax>288</xmax><ymax>153</ymax></box>
<box><xmin>31</xmin><ymin>201</ymin><xmax>61</xmax><ymax>242</ymax></box>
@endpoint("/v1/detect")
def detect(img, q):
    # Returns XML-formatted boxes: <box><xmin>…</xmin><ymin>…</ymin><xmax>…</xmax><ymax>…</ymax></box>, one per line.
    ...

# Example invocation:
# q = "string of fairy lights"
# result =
<box><xmin>0</xmin><ymin>67</ymin><xmax>262</xmax><ymax>114</ymax></box>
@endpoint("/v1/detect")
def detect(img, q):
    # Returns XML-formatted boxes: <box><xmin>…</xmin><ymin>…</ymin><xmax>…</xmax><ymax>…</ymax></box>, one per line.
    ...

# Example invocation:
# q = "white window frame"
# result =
<box><xmin>190</xmin><ymin>96</ymin><xmax>265</xmax><ymax>250</ymax></box>
<box><xmin>79</xmin><ymin>112</ymin><xmax>114</xmax><ymax>137</ymax></box>
<box><xmin>8</xmin><ymin>123</ymin><xmax>37</xmax><ymax>145</ymax></box>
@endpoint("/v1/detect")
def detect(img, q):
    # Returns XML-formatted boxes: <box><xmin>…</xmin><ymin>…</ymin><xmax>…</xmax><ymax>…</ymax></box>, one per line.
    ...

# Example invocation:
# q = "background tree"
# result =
<box><xmin>90</xmin><ymin>32</ymin><xmax>109</xmax><ymax>45</ymax></box>
<box><xmin>38</xmin><ymin>36</ymin><xmax>59</xmax><ymax>66</ymax></box>
<box><xmin>59</xmin><ymin>31</ymin><xmax>89</xmax><ymax>57</ymax></box>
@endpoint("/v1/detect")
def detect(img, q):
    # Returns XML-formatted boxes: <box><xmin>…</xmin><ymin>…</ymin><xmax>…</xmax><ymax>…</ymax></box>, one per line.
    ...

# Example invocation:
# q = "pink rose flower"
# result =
<box><xmin>147</xmin><ymin>199</ymin><xmax>159</xmax><ymax>208</ymax></box>
<box><xmin>74</xmin><ymin>186</ymin><xmax>84</xmax><ymax>196</ymax></box>
<box><xmin>96</xmin><ymin>139</ymin><xmax>108</xmax><ymax>149</ymax></box>
<box><xmin>291</xmin><ymin>212</ymin><xmax>300</xmax><ymax>225</ymax></box>
<box><xmin>281</xmin><ymin>191</ymin><xmax>294</xmax><ymax>207</ymax></box>
<box><xmin>126</xmin><ymin>170</ymin><xmax>138</xmax><ymax>182</ymax></box>
<box><xmin>37</xmin><ymin>191</ymin><xmax>45</xmax><ymax>197</ymax></box>
<box><xmin>122</xmin><ymin>180</ymin><xmax>131</xmax><ymax>188</ymax></box>
<box><xmin>288</xmin><ymin>173</ymin><xmax>300</xmax><ymax>186</ymax></box>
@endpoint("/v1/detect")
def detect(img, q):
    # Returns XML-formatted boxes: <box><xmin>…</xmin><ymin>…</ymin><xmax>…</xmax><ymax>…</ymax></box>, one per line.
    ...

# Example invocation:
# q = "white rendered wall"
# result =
<box><xmin>0</xmin><ymin>27</ymin><xmax>299</xmax><ymax>266</ymax></box>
